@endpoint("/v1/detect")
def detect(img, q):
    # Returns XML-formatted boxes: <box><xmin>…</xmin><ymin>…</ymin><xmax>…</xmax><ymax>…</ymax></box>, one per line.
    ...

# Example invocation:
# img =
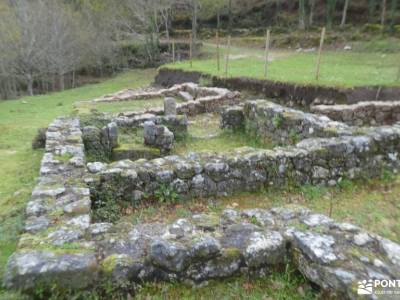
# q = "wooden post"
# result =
<box><xmin>315</xmin><ymin>27</ymin><xmax>326</xmax><ymax>81</ymax></box>
<box><xmin>225</xmin><ymin>35</ymin><xmax>231</xmax><ymax>77</ymax></box>
<box><xmin>172</xmin><ymin>40</ymin><xmax>175</xmax><ymax>64</ymax></box>
<box><xmin>189</xmin><ymin>33</ymin><xmax>193</xmax><ymax>68</ymax></box>
<box><xmin>216</xmin><ymin>30</ymin><xmax>220</xmax><ymax>72</ymax></box>
<box><xmin>264</xmin><ymin>29</ymin><xmax>271</xmax><ymax>78</ymax></box>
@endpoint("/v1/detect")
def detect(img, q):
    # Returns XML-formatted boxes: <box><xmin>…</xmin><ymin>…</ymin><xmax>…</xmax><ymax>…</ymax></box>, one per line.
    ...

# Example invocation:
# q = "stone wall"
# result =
<box><xmin>155</xmin><ymin>68</ymin><xmax>400</xmax><ymax>105</ymax></box>
<box><xmin>96</xmin><ymin>205</ymin><xmax>400</xmax><ymax>300</ymax></box>
<box><xmin>4</xmin><ymin>118</ymin><xmax>98</xmax><ymax>290</ymax></box>
<box><xmin>6</xmin><ymin>198</ymin><xmax>400</xmax><ymax>300</ymax></box>
<box><xmin>89</xmin><ymin>122</ymin><xmax>400</xmax><ymax>202</ymax></box>
<box><xmin>5</xmin><ymin>98</ymin><xmax>400</xmax><ymax>297</ymax></box>
<box><xmin>88</xmin><ymin>83</ymin><xmax>241</xmax><ymax>117</ymax></box>
<box><xmin>231</xmin><ymin>100</ymin><xmax>353</xmax><ymax>145</ymax></box>
<box><xmin>311</xmin><ymin>101</ymin><xmax>400</xmax><ymax>126</ymax></box>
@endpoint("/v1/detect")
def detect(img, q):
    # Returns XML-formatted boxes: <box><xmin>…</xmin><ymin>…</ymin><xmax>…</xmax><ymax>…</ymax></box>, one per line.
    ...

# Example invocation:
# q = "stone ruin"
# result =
<box><xmin>4</xmin><ymin>83</ymin><xmax>400</xmax><ymax>299</ymax></box>
<box><xmin>143</xmin><ymin>121</ymin><xmax>174</xmax><ymax>155</ymax></box>
<box><xmin>80</xmin><ymin>83</ymin><xmax>241</xmax><ymax>162</ymax></box>
<box><xmin>311</xmin><ymin>101</ymin><xmax>400</xmax><ymax>126</ymax></box>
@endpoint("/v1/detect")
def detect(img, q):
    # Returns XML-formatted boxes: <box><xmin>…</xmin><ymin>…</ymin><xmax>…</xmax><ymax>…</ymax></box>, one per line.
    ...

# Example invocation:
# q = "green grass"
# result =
<box><xmin>135</xmin><ymin>268</ymin><xmax>315</xmax><ymax>300</ymax></box>
<box><xmin>115</xmin><ymin>113</ymin><xmax>274</xmax><ymax>159</ymax></box>
<box><xmin>122</xmin><ymin>175</ymin><xmax>400</xmax><ymax>244</ymax></box>
<box><xmin>165</xmin><ymin>45</ymin><xmax>400</xmax><ymax>88</ymax></box>
<box><xmin>0</xmin><ymin>69</ymin><xmax>157</xmax><ymax>292</ymax></box>
<box><xmin>75</xmin><ymin>97</ymin><xmax>166</xmax><ymax>114</ymax></box>
<box><xmin>175</xmin><ymin>113</ymin><xmax>273</xmax><ymax>155</ymax></box>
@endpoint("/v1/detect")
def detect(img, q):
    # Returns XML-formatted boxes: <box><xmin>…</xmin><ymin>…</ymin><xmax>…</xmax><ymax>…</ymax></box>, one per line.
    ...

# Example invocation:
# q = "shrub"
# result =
<box><xmin>32</xmin><ymin>128</ymin><xmax>47</xmax><ymax>149</ymax></box>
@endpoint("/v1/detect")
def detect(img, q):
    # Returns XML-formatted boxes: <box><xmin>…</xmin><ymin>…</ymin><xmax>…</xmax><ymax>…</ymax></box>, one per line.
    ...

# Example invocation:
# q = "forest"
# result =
<box><xmin>0</xmin><ymin>0</ymin><xmax>398</xmax><ymax>99</ymax></box>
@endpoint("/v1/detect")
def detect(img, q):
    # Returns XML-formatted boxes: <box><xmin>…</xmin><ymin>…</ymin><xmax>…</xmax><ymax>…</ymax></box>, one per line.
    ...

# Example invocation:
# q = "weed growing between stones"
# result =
<box><xmin>24</xmin><ymin>277</ymin><xmax>136</xmax><ymax>300</ymax></box>
<box><xmin>154</xmin><ymin>184</ymin><xmax>180</xmax><ymax>204</ymax></box>
<box><xmin>91</xmin><ymin>184</ymin><xmax>122</xmax><ymax>223</ymax></box>
<box><xmin>272</xmin><ymin>113</ymin><xmax>284</xmax><ymax>129</ymax></box>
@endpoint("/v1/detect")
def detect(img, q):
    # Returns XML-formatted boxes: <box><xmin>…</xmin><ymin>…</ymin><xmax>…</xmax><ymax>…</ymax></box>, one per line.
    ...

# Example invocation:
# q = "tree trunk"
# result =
<box><xmin>217</xmin><ymin>10</ymin><xmax>220</xmax><ymax>30</ymax></box>
<box><xmin>327</xmin><ymin>0</ymin><xmax>337</xmax><ymax>29</ymax></box>
<box><xmin>165</xmin><ymin>12</ymin><xmax>170</xmax><ymax>46</ymax></box>
<box><xmin>27</xmin><ymin>75</ymin><xmax>34</xmax><ymax>96</ymax></box>
<box><xmin>192</xmin><ymin>0</ymin><xmax>197</xmax><ymax>43</ymax></box>
<box><xmin>275</xmin><ymin>0</ymin><xmax>281</xmax><ymax>25</ymax></box>
<box><xmin>381</xmin><ymin>0</ymin><xmax>387</xmax><ymax>27</ymax></box>
<box><xmin>299</xmin><ymin>0</ymin><xmax>306</xmax><ymax>29</ymax></box>
<box><xmin>59</xmin><ymin>73</ymin><xmax>64</xmax><ymax>91</ymax></box>
<box><xmin>72</xmin><ymin>70</ymin><xmax>76</xmax><ymax>88</ymax></box>
<box><xmin>309</xmin><ymin>0</ymin><xmax>316</xmax><ymax>26</ymax></box>
<box><xmin>389</xmin><ymin>0</ymin><xmax>398</xmax><ymax>30</ymax></box>
<box><xmin>228</xmin><ymin>0</ymin><xmax>233</xmax><ymax>35</ymax></box>
<box><xmin>341</xmin><ymin>0</ymin><xmax>350</xmax><ymax>27</ymax></box>
<box><xmin>369</xmin><ymin>0</ymin><xmax>377</xmax><ymax>22</ymax></box>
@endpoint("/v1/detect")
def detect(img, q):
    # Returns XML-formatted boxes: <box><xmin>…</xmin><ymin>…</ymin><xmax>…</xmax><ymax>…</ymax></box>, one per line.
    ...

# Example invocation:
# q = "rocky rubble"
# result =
<box><xmin>242</xmin><ymin>100</ymin><xmax>354</xmax><ymax>144</ymax></box>
<box><xmin>87</xmin><ymin>83</ymin><xmax>241</xmax><ymax>117</ymax></box>
<box><xmin>144</xmin><ymin>121</ymin><xmax>174</xmax><ymax>154</ymax></box>
<box><xmin>8</xmin><ymin>202</ymin><xmax>400</xmax><ymax>300</ymax></box>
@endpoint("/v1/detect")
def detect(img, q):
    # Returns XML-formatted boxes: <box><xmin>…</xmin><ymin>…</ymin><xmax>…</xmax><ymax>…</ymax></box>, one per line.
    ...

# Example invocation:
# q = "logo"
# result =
<box><xmin>357</xmin><ymin>279</ymin><xmax>400</xmax><ymax>296</ymax></box>
<box><xmin>357</xmin><ymin>280</ymin><xmax>373</xmax><ymax>295</ymax></box>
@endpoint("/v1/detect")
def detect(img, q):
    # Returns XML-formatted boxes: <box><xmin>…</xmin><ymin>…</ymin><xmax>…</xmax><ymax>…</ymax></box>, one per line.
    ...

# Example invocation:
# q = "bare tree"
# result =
<box><xmin>45</xmin><ymin>2</ymin><xmax>83</xmax><ymax>90</ymax></box>
<box><xmin>299</xmin><ymin>0</ymin><xmax>306</xmax><ymax>29</ymax></box>
<box><xmin>381</xmin><ymin>0</ymin><xmax>387</xmax><ymax>27</ymax></box>
<box><xmin>7</xmin><ymin>0</ymin><xmax>50</xmax><ymax>95</ymax></box>
<box><xmin>341</xmin><ymin>0</ymin><xmax>350</xmax><ymax>27</ymax></box>
<box><xmin>309</xmin><ymin>0</ymin><xmax>316</xmax><ymax>26</ymax></box>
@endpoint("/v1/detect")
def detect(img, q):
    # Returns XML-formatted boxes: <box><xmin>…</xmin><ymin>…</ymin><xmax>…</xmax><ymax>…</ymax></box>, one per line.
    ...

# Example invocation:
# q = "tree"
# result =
<box><xmin>299</xmin><ymin>0</ymin><xmax>306</xmax><ymax>30</ymax></box>
<box><xmin>309</xmin><ymin>0</ymin><xmax>316</xmax><ymax>26</ymax></box>
<box><xmin>368</xmin><ymin>0</ymin><xmax>377</xmax><ymax>22</ymax></box>
<box><xmin>381</xmin><ymin>0</ymin><xmax>387</xmax><ymax>27</ymax></box>
<box><xmin>7</xmin><ymin>0</ymin><xmax>50</xmax><ymax>95</ymax></box>
<box><xmin>341</xmin><ymin>0</ymin><xmax>350</xmax><ymax>27</ymax></box>
<box><xmin>389</xmin><ymin>0</ymin><xmax>398</xmax><ymax>30</ymax></box>
<box><xmin>326</xmin><ymin>0</ymin><xmax>338</xmax><ymax>29</ymax></box>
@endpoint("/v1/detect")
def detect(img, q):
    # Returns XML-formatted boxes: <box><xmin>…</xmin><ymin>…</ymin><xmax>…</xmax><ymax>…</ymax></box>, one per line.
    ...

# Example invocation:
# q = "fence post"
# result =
<box><xmin>315</xmin><ymin>27</ymin><xmax>326</xmax><ymax>81</ymax></box>
<box><xmin>216</xmin><ymin>30</ymin><xmax>220</xmax><ymax>72</ymax></box>
<box><xmin>225</xmin><ymin>35</ymin><xmax>231</xmax><ymax>77</ymax></box>
<box><xmin>264</xmin><ymin>29</ymin><xmax>271</xmax><ymax>78</ymax></box>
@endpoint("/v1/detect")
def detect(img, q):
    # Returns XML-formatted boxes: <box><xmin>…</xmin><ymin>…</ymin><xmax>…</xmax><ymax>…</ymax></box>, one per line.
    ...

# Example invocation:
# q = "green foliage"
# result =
<box><xmin>381</xmin><ymin>169</ymin><xmax>396</xmax><ymax>183</ymax></box>
<box><xmin>78</xmin><ymin>112</ymin><xmax>109</xmax><ymax>128</ymax></box>
<box><xmin>337</xmin><ymin>178</ymin><xmax>354</xmax><ymax>190</ymax></box>
<box><xmin>154</xmin><ymin>184</ymin><xmax>180</xmax><ymax>204</ymax></box>
<box><xmin>362</xmin><ymin>23</ymin><xmax>384</xmax><ymax>33</ymax></box>
<box><xmin>22</xmin><ymin>277</ymin><xmax>135</xmax><ymax>300</ymax></box>
<box><xmin>272</xmin><ymin>114</ymin><xmax>284</xmax><ymax>128</ymax></box>
<box><xmin>300</xmin><ymin>184</ymin><xmax>328</xmax><ymax>201</ymax></box>
<box><xmin>136</xmin><ymin>265</ymin><xmax>315</xmax><ymax>300</ymax></box>
<box><xmin>288</xmin><ymin>129</ymin><xmax>300</xmax><ymax>144</ymax></box>
<box><xmin>92</xmin><ymin>187</ymin><xmax>122</xmax><ymax>223</ymax></box>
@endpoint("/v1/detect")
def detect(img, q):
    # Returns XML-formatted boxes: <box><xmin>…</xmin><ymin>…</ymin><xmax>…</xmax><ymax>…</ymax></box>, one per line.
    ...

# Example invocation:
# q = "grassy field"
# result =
<box><xmin>0</xmin><ymin>69</ymin><xmax>157</xmax><ymax>299</ymax></box>
<box><xmin>165</xmin><ymin>44</ymin><xmax>400</xmax><ymax>88</ymax></box>
<box><xmin>76</xmin><ymin>97</ymin><xmax>166</xmax><ymax>114</ymax></box>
